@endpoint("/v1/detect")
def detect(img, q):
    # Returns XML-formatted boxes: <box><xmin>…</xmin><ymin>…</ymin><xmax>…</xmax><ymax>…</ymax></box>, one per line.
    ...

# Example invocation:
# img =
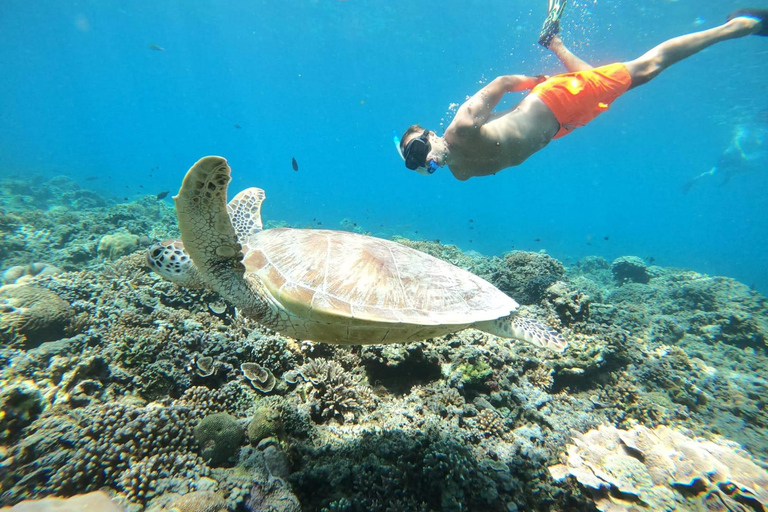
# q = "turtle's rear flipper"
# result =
<box><xmin>477</xmin><ymin>316</ymin><xmax>567</xmax><ymax>352</ymax></box>
<box><xmin>539</xmin><ymin>0</ymin><xmax>568</xmax><ymax>48</ymax></box>
<box><xmin>228</xmin><ymin>187</ymin><xmax>266</xmax><ymax>254</ymax></box>
<box><xmin>728</xmin><ymin>8</ymin><xmax>768</xmax><ymax>36</ymax></box>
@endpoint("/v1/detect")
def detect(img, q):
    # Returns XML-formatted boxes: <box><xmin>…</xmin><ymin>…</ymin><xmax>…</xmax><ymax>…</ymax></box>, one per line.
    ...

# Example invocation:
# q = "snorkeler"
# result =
<box><xmin>683</xmin><ymin>121</ymin><xmax>768</xmax><ymax>193</ymax></box>
<box><xmin>397</xmin><ymin>2</ymin><xmax>768</xmax><ymax>181</ymax></box>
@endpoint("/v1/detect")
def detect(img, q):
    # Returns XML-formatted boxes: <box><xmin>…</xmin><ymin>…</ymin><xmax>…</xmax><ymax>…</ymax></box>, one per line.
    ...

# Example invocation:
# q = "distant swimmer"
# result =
<box><xmin>396</xmin><ymin>2</ymin><xmax>767</xmax><ymax>180</ymax></box>
<box><xmin>683</xmin><ymin>121</ymin><xmax>768</xmax><ymax>193</ymax></box>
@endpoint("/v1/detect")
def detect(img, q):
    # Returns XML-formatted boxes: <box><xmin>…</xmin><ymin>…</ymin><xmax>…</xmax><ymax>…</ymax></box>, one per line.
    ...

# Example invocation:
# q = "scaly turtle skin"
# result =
<box><xmin>147</xmin><ymin>156</ymin><xmax>567</xmax><ymax>351</ymax></box>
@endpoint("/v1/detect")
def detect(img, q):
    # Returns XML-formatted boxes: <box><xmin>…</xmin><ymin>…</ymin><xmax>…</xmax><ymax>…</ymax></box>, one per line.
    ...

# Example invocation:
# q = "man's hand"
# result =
<box><xmin>507</xmin><ymin>75</ymin><xmax>548</xmax><ymax>92</ymax></box>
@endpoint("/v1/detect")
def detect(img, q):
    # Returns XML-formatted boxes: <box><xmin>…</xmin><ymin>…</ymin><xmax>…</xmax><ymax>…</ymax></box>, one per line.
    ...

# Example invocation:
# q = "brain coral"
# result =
<box><xmin>0</xmin><ymin>284</ymin><xmax>75</xmax><ymax>346</ymax></box>
<box><xmin>193</xmin><ymin>412</ymin><xmax>245</xmax><ymax>466</ymax></box>
<box><xmin>549</xmin><ymin>424</ymin><xmax>768</xmax><ymax>512</ymax></box>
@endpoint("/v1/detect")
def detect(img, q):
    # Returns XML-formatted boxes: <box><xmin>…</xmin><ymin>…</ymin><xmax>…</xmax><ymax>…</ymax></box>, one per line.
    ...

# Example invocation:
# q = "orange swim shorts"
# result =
<box><xmin>530</xmin><ymin>62</ymin><xmax>632</xmax><ymax>139</ymax></box>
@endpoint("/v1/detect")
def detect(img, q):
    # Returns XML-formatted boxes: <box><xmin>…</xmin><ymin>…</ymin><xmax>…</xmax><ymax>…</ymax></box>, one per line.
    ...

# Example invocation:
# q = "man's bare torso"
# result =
<box><xmin>445</xmin><ymin>95</ymin><xmax>560</xmax><ymax>180</ymax></box>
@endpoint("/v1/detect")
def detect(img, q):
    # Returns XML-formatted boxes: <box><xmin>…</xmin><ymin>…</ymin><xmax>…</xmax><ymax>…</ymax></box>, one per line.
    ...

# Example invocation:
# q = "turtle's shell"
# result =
<box><xmin>243</xmin><ymin>228</ymin><xmax>518</xmax><ymax>344</ymax></box>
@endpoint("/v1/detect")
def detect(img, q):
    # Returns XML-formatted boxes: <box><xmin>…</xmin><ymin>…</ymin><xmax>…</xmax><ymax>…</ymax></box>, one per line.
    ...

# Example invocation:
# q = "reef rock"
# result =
<box><xmin>97</xmin><ymin>233</ymin><xmax>140</xmax><ymax>260</ymax></box>
<box><xmin>1</xmin><ymin>263</ymin><xmax>62</xmax><ymax>286</ymax></box>
<box><xmin>611</xmin><ymin>256</ymin><xmax>650</xmax><ymax>284</ymax></box>
<box><xmin>491</xmin><ymin>251</ymin><xmax>565</xmax><ymax>305</ymax></box>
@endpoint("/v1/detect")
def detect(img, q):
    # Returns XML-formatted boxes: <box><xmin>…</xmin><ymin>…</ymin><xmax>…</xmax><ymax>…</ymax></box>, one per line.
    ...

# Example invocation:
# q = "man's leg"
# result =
<box><xmin>625</xmin><ymin>17</ymin><xmax>761</xmax><ymax>88</ymax></box>
<box><xmin>546</xmin><ymin>34</ymin><xmax>592</xmax><ymax>72</ymax></box>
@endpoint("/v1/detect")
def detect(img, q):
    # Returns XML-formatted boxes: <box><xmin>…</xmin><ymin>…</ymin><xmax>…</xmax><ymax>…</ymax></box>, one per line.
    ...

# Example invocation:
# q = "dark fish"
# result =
<box><xmin>234</xmin><ymin>124</ymin><xmax>241</xmax><ymax>129</ymax></box>
<box><xmin>603</xmin><ymin>236</ymin><xmax>610</xmax><ymax>241</ymax></box>
<box><xmin>148</xmin><ymin>44</ymin><xmax>165</xmax><ymax>51</ymax></box>
<box><xmin>317</xmin><ymin>221</ymin><xmax>322</xmax><ymax>225</ymax></box>
<box><xmin>291</xmin><ymin>157</ymin><xmax>299</xmax><ymax>171</ymax></box>
<box><xmin>156</xmin><ymin>190</ymin><xmax>169</xmax><ymax>200</ymax></box>
<box><xmin>469</xmin><ymin>219</ymin><xmax>474</xmax><ymax>223</ymax></box>
<box><xmin>534</xmin><ymin>238</ymin><xmax>541</xmax><ymax>242</ymax></box>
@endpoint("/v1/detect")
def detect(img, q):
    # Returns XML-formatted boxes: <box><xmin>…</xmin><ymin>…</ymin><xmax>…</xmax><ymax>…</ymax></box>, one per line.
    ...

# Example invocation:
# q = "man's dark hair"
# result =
<box><xmin>400</xmin><ymin>124</ymin><xmax>425</xmax><ymax>154</ymax></box>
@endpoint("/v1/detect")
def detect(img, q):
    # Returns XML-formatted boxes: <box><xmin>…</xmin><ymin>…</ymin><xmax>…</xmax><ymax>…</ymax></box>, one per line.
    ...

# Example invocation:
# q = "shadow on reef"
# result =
<box><xmin>1</xmin><ymin>186</ymin><xmax>767</xmax><ymax>511</ymax></box>
<box><xmin>288</xmin><ymin>427</ymin><xmax>591</xmax><ymax>512</ymax></box>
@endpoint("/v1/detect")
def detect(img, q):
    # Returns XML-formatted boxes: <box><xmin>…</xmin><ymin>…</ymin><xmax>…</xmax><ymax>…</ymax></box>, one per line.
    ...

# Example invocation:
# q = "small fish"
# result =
<box><xmin>603</xmin><ymin>236</ymin><xmax>610</xmax><ymax>241</ymax></box>
<box><xmin>291</xmin><ymin>157</ymin><xmax>299</xmax><ymax>171</ymax></box>
<box><xmin>234</xmin><ymin>124</ymin><xmax>241</xmax><ymax>129</ymax></box>
<box><xmin>85</xmin><ymin>175</ymin><xmax>98</xmax><ymax>181</ymax></box>
<box><xmin>148</xmin><ymin>44</ymin><xmax>165</xmax><ymax>51</ymax></box>
<box><xmin>317</xmin><ymin>221</ymin><xmax>322</xmax><ymax>226</ymax></box>
<box><xmin>534</xmin><ymin>238</ymin><xmax>541</xmax><ymax>242</ymax></box>
<box><xmin>156</xmin><ymin>190</ymin><xmax>169</xmax><ymax>200</ymax></box>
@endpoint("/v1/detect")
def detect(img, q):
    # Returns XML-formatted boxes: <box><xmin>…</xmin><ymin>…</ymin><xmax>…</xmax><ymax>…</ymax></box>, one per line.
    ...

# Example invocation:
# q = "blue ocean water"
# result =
<box><xmin>1</xmin><ymin>0</ymin><xmax>766</xmax><ymax>291</ymax></box>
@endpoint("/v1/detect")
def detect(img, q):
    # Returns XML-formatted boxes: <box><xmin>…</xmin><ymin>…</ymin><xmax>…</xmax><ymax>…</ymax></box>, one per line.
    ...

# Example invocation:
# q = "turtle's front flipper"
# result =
<box><xmin>228</xmin><ymin>187</ymin><xmax>266</xmax><ymax>254</ymax></box>
<box><xmin>174</xmin><ymin>156</ymin><xmax>246</xmax><ymax>293</ymax></box>
<box><xmin>477</xmin><ymin>315</ymin><xmax>567</xmax><ymax>352</ymax></box>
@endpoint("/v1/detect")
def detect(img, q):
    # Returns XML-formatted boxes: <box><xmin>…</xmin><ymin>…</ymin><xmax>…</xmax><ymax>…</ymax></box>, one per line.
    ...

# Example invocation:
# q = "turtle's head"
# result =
<box><xmin>146</xmin><ymin>239</ymin><xmax>207</xmax><ymax>289</ymax></box>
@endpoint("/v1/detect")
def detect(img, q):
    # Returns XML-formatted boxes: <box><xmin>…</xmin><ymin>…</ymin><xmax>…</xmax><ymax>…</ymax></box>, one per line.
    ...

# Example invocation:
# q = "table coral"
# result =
<box><xmin>0</xmin><ymin>284</ymin><xmax>75</xmax><ymax>347</ymax></box>
<box><xmin>549</xmin><ymin>424</ymin><xmax>768</xmax><ymax>511</ymax></box>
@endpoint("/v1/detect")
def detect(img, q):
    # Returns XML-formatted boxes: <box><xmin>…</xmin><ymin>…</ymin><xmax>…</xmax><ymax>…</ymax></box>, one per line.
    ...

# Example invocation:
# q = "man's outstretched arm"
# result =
<box><xmin>453</xmin><ymin>75</ymin><xmax>544</xmax><ymax>130</ymax></box>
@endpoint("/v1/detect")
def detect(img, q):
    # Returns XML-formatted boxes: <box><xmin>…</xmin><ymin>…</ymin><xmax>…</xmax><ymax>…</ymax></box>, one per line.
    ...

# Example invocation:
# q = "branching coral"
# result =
<box><xmin>287</xmin><ymin>358</ymin><xmax>374</xmax><ymax>423</ymax></box>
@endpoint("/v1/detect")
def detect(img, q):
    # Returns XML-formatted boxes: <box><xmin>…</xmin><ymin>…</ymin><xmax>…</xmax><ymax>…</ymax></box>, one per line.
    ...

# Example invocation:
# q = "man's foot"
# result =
<box><xmin>727</xmin><ymin>8</ymin><xmax>768</xmax><ymax>35</ymax></box>
<box><xmin>539</xmin><ymin>0</ymin><xmax>568</xmax><ymax>48</ymax></box>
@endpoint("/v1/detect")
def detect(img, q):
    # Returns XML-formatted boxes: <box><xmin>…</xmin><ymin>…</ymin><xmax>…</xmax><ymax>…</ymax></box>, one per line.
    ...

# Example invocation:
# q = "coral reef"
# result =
<box><xmin>1</xmin><ymin>401</ymin><xmax>205</xmax><ymax>507</ymax></box>
<box><xmin>1</xmin><ymin>181</ymin><xmax>767</xmax><ymax>512</ymax></box>
<box><xmin>550</xmin><ymin>424</ymin><xmax>768</xmax><ymax>512</ymax></box>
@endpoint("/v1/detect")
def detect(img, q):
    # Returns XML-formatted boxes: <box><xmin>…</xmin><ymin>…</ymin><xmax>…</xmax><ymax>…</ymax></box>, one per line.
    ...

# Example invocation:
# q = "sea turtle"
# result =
<box><xmin>147</xmin><ymin>156</ymin><xmax>567</xmax><ymax>352</ymax></box>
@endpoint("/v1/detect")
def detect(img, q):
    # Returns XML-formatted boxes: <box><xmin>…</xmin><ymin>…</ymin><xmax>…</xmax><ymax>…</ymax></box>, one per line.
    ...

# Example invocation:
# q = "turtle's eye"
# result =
<box><xmin>151</xmin><ymin>248</ymin><xmax>163</xmax><ymax>259</ymax></box>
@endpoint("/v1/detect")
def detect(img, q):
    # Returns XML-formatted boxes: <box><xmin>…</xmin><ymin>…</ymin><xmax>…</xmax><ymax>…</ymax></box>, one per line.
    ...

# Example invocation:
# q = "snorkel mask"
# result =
<box><xmin>394</xmin><ymin>130</ymin><xmax>439</xmax><ymax>175</ymax></box>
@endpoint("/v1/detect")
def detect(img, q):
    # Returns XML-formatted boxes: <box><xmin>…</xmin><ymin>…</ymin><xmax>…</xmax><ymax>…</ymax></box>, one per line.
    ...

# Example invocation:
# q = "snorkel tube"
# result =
<box><xmin>393</xmin><ymin>130</ymin><xmax>439</xmax><ymax>175</ymax></box>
